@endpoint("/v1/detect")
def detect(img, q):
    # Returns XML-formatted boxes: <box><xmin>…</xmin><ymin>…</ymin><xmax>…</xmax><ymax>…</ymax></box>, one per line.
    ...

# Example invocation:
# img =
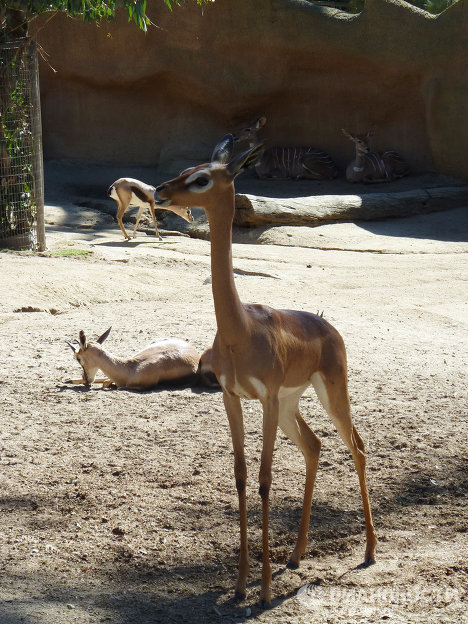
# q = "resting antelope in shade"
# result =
<box><xmin>342</xmin><ymin>129</ymin><xmax>409</xmax><ymax>183</ymax></box>
<box><xmin>235</xmin><ymin>116</ymin><xmax>337</xmax><ymax>180</ymax></box>
<box><xmin>108</xmin><ymin>178</ymin><xmax>193</xmax><ymax>241</ymax></box>
<box><xmin>66</xmin><ymin>327</ymin><xmax>204</xmax><ymax>389</ymax></box>
<box><xmin>154</xmin><ymin>135</ymin><xmax>377</xmax><ymax>606</ymax></box>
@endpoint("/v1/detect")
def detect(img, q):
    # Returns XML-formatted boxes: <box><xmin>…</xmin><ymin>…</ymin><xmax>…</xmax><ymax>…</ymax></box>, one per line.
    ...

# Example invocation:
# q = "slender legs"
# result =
<box><xmin>223</xmin><ymin>392</ymin><xmax>249</xmax><ymax>599</ymax></box>
<box><xmin>332</xmin><ymin>419</ymin><xmax>377</xmax><ymax>564</ymax></box>
<box><xmin>223</xmin><ymin>376</ymin><xmax>376</xmax><ymax>607</ymax></box>
<box><xmin>258</xmin><ymin>396</ymin><xmax>279</xmax><ymax>605</ymax></box>
<box><xmin>349</xmin><ymin>425</ymin><xmax>377</xmax><ymax>563</ymax></box>
<box><xmin>279</xmin><ymin>405</ymin><xmax>322</xmax><ymax>568</ymax></box>
<box><xmin>132</xmin><ymin>205</ymin><xmax>145</xmax><ymax>239</ymax></box>
<box><xmin>132</xmin><ymin>203</ymin><xmax>162</xmax><ymax>240</ymax></box>
<box><xmin>148</xmin><ymin>202</ymin><xmax>163</xmax><ymax>241</ymax></box>
<box><xmin>223</xmin><ymin>391</ymin><xmax>279</xmax><ymax>606</ymax></box>
<box><xmin>117</xmin><ymin>201</ymin><xmax>162</xmax><ymax>241</ymax></box>
<box><xmin>116</xmin><ymin>202</ymin><xmax>131</xmax><ymax>240</ymax></box>
<box><xmin>316</xmin><ymin>373</ymin><xmax>377</xmax><ymax>565</ymax></box>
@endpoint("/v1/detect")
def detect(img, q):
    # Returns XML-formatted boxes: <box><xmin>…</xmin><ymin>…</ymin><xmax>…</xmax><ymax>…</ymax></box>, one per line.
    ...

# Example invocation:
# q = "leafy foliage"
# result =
<box><xmin>1</xmin><ymin>1</ymin><xmax>154</xmax><ymax>33</ymax></box>
<box><xmin>0</xmin><ymin>1</ymin><xmax>214</xmax><ymax>35</ymax></box>
<box><xmin>0</xmin><ymin>1</ymin><xmax>213</xmax><ymax>249</ymax></box>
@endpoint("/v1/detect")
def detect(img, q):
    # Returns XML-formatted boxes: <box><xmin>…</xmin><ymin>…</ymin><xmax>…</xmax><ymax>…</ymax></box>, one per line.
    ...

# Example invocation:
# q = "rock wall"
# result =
<box><xmin>34</xmin><ymin>0</ymin><xmax>467</xmax><ymax>178</ymax></box>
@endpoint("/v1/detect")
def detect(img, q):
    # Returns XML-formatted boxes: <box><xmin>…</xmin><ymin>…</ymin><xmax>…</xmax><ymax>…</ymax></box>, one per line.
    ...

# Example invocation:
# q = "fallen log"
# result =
<box><xmin>233</xmin><ymin>186</ymin><xmax>468</xmax><ymax>227</ymax></box>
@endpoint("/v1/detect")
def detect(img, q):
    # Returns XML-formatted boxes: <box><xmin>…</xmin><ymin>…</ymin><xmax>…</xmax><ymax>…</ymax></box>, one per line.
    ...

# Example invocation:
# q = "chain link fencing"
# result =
<box><xmin>0</xmin><ymin>38</ymin><xmax>45</xmax><ymax>251</ymax></box>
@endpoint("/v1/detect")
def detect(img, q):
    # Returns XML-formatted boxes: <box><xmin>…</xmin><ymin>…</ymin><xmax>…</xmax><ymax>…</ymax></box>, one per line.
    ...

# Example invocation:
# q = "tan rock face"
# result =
<box><xmin>35</xmin><ymin>0</ymin><xmax>467</xmax><ymax>178</ymax></box>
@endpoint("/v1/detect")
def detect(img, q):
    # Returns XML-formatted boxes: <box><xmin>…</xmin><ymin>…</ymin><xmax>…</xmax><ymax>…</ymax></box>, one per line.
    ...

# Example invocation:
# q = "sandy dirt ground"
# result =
<box><xmin>0</xmin><ymin>174</ymin><xmax>467</xmax><ymax>623</ymax></box>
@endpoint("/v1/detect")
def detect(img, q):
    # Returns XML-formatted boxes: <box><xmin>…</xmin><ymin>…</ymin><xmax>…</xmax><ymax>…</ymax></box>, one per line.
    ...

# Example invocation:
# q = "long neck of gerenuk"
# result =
<box><xmin>206</xmin><ymin>186</ymin><xmax>250</xmax><ymax>347</ymax></box>
<box><xmin>92</xmin><ymin>346</ymin><xmax>129</xmax><ymax>384</ymax></box>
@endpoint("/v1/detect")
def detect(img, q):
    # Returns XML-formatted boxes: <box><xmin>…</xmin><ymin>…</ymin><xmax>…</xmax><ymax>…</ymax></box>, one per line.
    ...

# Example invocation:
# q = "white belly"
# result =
<box><xmin>129</xmin><ymin>192</ymin><xmax>150</xmax><ymax>208</ymax></box>
<box><xmin>218</xmin><ymin>373</ymin><xmax>330</xmax><ymax>411</ymax></box>
<box><xmin>218</xmin><ymin>374</ymin><xmax>265</xmax><ymax>400</ymax></box>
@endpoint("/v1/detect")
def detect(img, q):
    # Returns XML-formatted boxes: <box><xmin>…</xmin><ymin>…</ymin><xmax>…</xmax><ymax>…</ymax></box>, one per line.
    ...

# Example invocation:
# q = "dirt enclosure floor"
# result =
<box><xmin>0</xmin><ymin>172</ymin><xmax>467</xmax><ymax>623</ymax></box>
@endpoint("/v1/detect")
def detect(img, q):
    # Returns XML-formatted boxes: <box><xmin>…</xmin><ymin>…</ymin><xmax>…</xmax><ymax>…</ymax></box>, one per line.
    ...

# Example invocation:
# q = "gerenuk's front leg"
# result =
<box><xmin>223</xmin><ymin>391</ymin><xmax>249</xmax><ymax>600</ymax></box>
<box><xmin>258</xmin><ymin>395</ymin><xmax>279</xmax><ymax>607</ymax></box>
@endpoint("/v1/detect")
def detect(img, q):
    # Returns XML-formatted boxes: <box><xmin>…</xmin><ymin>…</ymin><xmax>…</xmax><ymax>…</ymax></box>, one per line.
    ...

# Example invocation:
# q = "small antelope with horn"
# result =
<box><xmin>342</xmin><ymin>129</ymin><xmax>409</xmax><ymax>183</ymax></box>
<box><xmin>154</xmin><ymin>134</ymin><xmax>376</xmax><ymax>605</ymax></box>
<box><xmin>108</xmin><ymin>178</ymin><xmax>193</xmax><ymax>241</ymax></box>
<box><xmin>66</xmin><ymin>327</ymin><xmax>204</xmax><ymax>389</ymax></box>
<box><xmin>235</xmin><ymin>116</ymin><xmax>337</xmax><ymax>180</ymax></box>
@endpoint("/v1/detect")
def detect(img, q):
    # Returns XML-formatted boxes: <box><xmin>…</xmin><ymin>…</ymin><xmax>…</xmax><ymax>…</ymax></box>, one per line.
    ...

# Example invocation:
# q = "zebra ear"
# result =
<box><xmin>342</xmin><ymin>128</ymin><xmax>354</xmax><ymax>140</ymax></box>
<box><xmin>211</xmin><ymin>134</ymin><xmax>234</xmax><ymax>164</ymax></box>
<box><xmin>226</xmin><ymin>143</ymin><xmax>264</xmax><ymax>179</ymax></box>
<box><xmin>97</xmin><ymin>326</ymin><xmax>112</xmax><ymax>344</ymax></box>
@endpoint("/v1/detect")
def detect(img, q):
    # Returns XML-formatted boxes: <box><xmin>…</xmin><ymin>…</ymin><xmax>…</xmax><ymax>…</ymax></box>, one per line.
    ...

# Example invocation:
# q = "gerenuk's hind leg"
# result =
<box><xmin>279</xmin><ymin>396</ymin><xmax>321</xmax><ymax>569</ymax></box>
<box><xmin>348</xmin><ymin>424</ymin><xmax>377</xmax><ymax>564</ymax></box>
<box><xmin>313</xmin><ymin>372</ymin><xmax>377</xmax><ymax>564</ymax></box>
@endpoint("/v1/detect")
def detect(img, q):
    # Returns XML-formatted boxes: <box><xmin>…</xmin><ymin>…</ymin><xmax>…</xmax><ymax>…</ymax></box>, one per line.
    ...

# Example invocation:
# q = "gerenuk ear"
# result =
<box><xmin>211</xmin><ymin>134</ymin><xmax>234</xmax><ymax>164</ymax></box>
<box><xmin>226</xmin><ymin>143</ymin><xmax>264</xmax><ymax>179</ymax></box>
<box><xmin>79</xmin><ymin>330</ymin><xmax>87</xmax><ymax>350</ymax></box>
<box><xmin>65</xmin><ymin>340</ymin><xmax>78</xmax><ymax>353</ymax></box>
<box><xmin>97</xmin><ymin>326</ymin><xmax>112</xmax><ymax>344</ymax></box>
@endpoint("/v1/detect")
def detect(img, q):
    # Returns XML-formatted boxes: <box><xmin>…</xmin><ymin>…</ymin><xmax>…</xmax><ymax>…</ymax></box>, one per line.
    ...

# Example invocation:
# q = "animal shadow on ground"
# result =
<box><xmin>58</xmin><ymin>379</ymin><xmax>220</xmax><ymax>394</ymax></box>
<box><xmin>0</xmin><ymin>457</ymin><xmax>465</xmax><ymax>622</ymax></box>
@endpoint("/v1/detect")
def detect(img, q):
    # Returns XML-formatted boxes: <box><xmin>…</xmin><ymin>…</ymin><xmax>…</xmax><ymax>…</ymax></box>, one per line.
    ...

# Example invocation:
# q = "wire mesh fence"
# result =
<box><xmin>0</xmin><ymin>38</ymin><xmax>45</xmax><ymax>251</ymax></box>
